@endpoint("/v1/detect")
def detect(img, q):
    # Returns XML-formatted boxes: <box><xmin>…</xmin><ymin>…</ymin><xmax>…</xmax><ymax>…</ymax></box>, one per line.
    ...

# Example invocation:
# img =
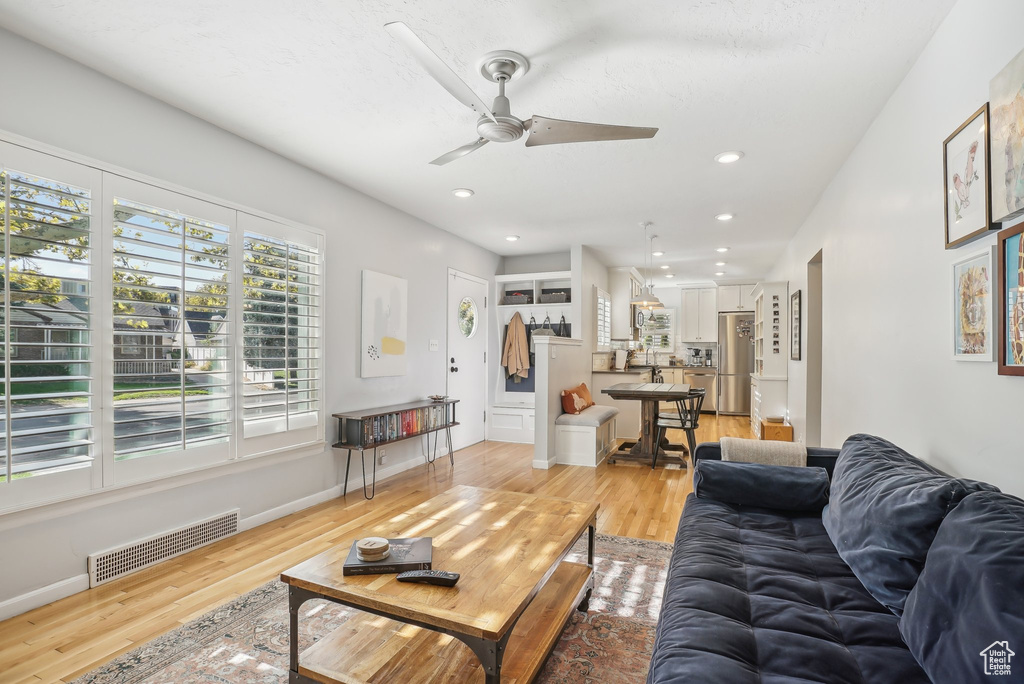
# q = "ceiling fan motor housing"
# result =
<box><xmin>476</xmin><ymin>94</ymin><xmax>524</xmax><ymax>142</ymax></box>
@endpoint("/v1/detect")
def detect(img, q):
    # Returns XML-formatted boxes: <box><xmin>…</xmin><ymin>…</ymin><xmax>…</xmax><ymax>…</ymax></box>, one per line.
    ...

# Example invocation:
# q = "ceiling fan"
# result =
<box><xmin>384</xmin><ymin>21</ymin><xmax>659</xmax><ymax>166</ymax></box>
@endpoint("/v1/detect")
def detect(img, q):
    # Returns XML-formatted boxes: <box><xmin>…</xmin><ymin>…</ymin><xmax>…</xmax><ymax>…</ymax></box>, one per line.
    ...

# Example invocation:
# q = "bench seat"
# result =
<box><xmin>554</xmin><ymin>405</ymin><xmax>618</xmax><ymax>467</ymax></box>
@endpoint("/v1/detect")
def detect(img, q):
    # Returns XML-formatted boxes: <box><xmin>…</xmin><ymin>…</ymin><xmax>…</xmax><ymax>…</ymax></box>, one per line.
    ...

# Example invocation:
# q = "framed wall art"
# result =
<box><xmin>998</xmin><ymin>223</ymin><xmax>1024</xmax><ymax>375</ymax></box>
<box><xmin>952</xmin><ymin>249</ymin><xmax>995</xmax><ymax>361</ymax></box>
<box><xmin>790</xmin><ymin>290</ymin><xmax>801</xmax><ymax>361</ymax></box>
<box><xmin>990</xmin><ymin>47</ymin><xmax>1024</xmax><ymax>224</ymax></box>
<box><xmin>943</xmin><ymin>104</ymin><xmax>993</xmax><ymax>248</ymax></box>
<box><xmin>360</xmin><ymin>270</ymin><xmax>408</xmax><ymax>378</ymax></box>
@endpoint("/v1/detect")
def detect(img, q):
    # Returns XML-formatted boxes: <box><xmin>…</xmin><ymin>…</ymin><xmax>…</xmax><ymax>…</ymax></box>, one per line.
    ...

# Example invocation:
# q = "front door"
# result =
<box><xmin>446</xmin><ymin>269</ymin><xmax>487</xmax><ymax>451</ymax></box>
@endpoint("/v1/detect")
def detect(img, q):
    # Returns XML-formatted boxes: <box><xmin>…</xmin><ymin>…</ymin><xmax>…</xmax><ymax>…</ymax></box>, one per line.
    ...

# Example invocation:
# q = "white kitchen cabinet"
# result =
<box><xmin>717</xmin><ymin>283</ymin><xmax>756</xmax><ymax>312</ymax></box>
<box><xmin>697</xmin><ymin>288</ymin><xmax>718</xmax><ymax>341</ymax></box>
<box><xmin>739</xmin><ymin>284</ymin><xmax>756</xmax><ymax>311</ymax></box>
<box><xmin>681</xmin><ymin>288</ymin><xmax>718</xmax><ymax>341</ymax></box>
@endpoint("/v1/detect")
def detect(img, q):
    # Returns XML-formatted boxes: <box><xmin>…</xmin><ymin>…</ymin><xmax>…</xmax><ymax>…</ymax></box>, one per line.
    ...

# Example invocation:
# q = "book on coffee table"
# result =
<box><xmin>342</xmin><ymin>537</ymin><xmax>433</xmax><ymax>576</ymax></box>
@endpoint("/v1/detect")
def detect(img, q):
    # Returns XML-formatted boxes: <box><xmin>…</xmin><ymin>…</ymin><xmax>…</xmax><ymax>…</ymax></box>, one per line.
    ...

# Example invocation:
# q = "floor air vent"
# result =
<box><xmin>88</xmin><ymin>509</ymin><xmax>240</xmax><ymax>587</ymax></box>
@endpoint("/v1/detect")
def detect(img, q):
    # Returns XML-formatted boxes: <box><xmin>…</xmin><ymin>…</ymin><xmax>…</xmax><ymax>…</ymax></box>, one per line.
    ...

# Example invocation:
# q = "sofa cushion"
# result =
<box><xmin>647</xmin><ymin>494</ymin><xmax>929</xmax><ymax>684</ymax></box>
<box><xmin>900</xmin><ymin>490</ymin><xmax>1024</xmax><ymax>681</ymax></box>
<box><xmin>554</xmin><ymin>404</ymin><xmax>617</xmax><ymax>427</ymax></box>
<box><xmin>693</xmin><ymin>460</ymin><xmax>829</xmax><ymax>512</ymax></box>
<box><xmin>823</xmin><ymin>433</ymin><xmax>999</xmax><ymax>616</ymax></box>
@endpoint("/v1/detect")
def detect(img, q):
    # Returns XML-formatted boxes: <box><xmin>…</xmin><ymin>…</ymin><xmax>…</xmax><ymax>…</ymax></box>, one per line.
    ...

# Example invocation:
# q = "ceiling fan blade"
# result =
<box><xmin>385</xmin><ymin>21</ymin><xmax>496</xmax><ymax>122</ymax></box>
<box><xmin>430</xmin><ymin>138</ymin><xmax>489</xmax><ymax>166</ymax></box>
<box><xmin>524</xmin><ymin>115</ymin><xmax>658</xmax><ymax>147</ymax></box>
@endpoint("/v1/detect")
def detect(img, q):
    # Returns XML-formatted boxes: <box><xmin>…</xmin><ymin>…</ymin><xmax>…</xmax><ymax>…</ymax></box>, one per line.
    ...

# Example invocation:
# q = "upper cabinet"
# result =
<box><xmin>609</xmin><ymin>267</ymin><xmax>644</xmax><ymax>339</ymax></box>
<box><xmin>717</xmin><ymin>283</ymin><xmax>756</xmax><ymax>312</ymax></box>
<box><xmin>680</xmin><ymin>288</ymin><xmax>718</xmax><ymax>342</ymax></box>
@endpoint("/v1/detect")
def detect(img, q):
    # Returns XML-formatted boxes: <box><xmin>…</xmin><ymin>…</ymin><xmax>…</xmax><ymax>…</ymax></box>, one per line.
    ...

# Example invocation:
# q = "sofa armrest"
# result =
<box><xmin>693</xmin><ymin>460</ymin><xmax>831</xmax><ymax>512</ymax></box>
<box><xmin>692</xmin><ymin>441</ymin><xmax>841</xmax><ymax>478</ymax></box>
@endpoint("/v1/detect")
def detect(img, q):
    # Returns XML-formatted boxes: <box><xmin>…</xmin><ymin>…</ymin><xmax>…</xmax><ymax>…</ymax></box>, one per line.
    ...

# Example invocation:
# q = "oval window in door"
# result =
<box><xmin>458</xmin><ymin>297</ymin><xmax>478</xmax><ymax>338</ymax></box>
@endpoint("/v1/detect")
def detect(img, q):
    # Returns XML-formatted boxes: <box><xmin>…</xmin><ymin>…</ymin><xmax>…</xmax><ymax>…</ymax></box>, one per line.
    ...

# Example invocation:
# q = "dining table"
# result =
<box><xmin>601</xmin><ymin>382</ymin><xmax>692</xmax><ymax>467</ymax></box>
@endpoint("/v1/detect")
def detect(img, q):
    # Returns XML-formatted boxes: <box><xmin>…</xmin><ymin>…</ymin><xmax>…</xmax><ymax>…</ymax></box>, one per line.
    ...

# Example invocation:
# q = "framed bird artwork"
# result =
<box><xmin>944</xmin><ymin>103</ymin><xmax>994</xmax><ymax>249</ymax></box>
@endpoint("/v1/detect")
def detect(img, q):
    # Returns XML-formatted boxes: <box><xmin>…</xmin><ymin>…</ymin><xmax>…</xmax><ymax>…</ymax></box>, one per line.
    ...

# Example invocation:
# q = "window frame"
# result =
<box><xmin>0</xmin><ymin>136</ymin><xmax>327</xmax><ymax>516</ymax></box>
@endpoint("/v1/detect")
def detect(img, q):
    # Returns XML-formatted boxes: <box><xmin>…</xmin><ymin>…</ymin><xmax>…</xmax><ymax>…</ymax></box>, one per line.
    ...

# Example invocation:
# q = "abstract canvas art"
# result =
<box><xmin>360</xmin><ymin>270</ymin><xmax>408</xmax><ymax>377</ymax></box>
<box><xmin>998</xmin><ymin>223</ymin><xmax>1024</xmax><ymax>375</ymax></box>
<box><xmin>952</xmin><ymin>250</ymin><xmax>994</xmax><ymax>361</ymax></box>
<box><xmin>943</xmin><ymin>104</ymin><xmax>992</xmax><ymax>248</ymax></box>
<box><xmin>990</xmin><ymin>47</ymin><xmax>1024</xmax><ymax>223</ymax></box>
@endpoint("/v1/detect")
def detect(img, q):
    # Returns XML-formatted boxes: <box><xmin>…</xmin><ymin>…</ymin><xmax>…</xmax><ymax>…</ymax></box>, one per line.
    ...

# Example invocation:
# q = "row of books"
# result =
<box><xmin>352</xmin><ymin>405</ymin><xmax>452</xmax><ymax>447</ymax></box>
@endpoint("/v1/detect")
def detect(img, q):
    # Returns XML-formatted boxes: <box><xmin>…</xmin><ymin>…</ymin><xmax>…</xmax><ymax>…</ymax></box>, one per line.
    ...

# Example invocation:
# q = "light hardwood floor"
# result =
<box><xmin>0</xmin><ymin>415</ymin><xmax>751</xmax><ymax>684</ymax></box>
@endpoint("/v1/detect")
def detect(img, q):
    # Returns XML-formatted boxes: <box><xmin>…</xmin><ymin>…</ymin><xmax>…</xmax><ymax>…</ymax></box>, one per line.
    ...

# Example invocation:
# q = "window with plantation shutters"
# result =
<box><xmin>596</xmin><ymin>288</ymin><xmax>611</xmax><ymax>349</ymax></box>
<box><xmin>0</xmin><ymin>168</ymin><xmax>94</xmax><ymax>483</ymax></box>
<box><xmin>111</xmin><ymin>198</ymin><xmax>232</xmax><ymax>460</ymax></box>
<box><xmin>641</xmin><ymin>309</ymin><xmax>674</xmax><ymax>350</ymax></box>
<box><xmin>242</xmin><ymin>228</ymin><xmax>321</xmax><ymax>440</ymax></box>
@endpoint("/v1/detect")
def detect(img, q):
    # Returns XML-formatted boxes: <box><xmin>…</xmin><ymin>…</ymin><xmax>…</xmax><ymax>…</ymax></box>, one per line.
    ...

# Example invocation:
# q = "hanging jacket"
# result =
<box><xmin>502</xmin><ymin>311</ymin><xmax>530</xmax><ymax>380</ymax></box>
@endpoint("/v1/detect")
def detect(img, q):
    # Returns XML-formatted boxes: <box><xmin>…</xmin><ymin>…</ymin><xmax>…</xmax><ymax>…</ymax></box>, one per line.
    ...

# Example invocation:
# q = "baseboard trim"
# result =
<box><xmin>0</xmin><ymin>573</ymin><xmax>90</xmax><ymax>622</ymax></box>
<box><xmin>238</xmin><ymin>485</ymin><xmax>342</xmax><ymax>532</ymax></box>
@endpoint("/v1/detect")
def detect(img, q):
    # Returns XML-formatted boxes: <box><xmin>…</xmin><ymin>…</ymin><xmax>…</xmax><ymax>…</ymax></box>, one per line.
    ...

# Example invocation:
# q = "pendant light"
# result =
<box><xmin>631</xmin><ymin>222</ymin><xmax>664</xmax><ymax>310</ymax></box>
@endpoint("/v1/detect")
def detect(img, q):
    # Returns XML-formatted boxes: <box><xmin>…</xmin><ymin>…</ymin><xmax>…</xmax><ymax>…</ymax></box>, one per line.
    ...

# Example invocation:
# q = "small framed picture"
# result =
<box><xmin>791</xmin><ymin>290</ymin><xmax>802</xmax><ymax>361</ymax></box>
<box><xmin>952</xmin><ymin>249</ymin><xmax>995</xmax><ymax>361</ymax></box>
<box><xmin>943</xmin><ymin>103</ymin><xmax>994</xmax><ymax>249</ymax></box>
<box><xmin>998</xmin><ymin>222</ymin><xmax>1024</xmax><ymax>375</ymax></box>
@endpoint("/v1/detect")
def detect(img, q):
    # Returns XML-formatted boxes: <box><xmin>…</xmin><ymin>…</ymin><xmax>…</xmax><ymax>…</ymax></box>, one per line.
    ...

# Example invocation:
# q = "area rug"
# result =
<box><xmin>73</xmin><ymin>534</ymin><xmax>671</xmax><ymax>684</ymax></box>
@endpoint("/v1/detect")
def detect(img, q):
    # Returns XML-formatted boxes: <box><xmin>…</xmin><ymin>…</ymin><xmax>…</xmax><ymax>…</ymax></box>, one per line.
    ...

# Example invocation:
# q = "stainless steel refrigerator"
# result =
<box><xmin>718</xmin><ymin>312</ymin><xmax>754</xmax><ymax>415</ymax></box>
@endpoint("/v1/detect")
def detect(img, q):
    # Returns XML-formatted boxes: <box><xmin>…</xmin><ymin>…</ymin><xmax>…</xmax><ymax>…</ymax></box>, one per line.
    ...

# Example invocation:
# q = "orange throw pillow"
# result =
<box><xmin>577</xmin><ymin>382</ymin><xmax>594</xmax><ymax>407</ymax></box>
<box><xmin>561</xmin><ymin>383</ymin><xmax>595</xmax><ymax>414</ymax></box>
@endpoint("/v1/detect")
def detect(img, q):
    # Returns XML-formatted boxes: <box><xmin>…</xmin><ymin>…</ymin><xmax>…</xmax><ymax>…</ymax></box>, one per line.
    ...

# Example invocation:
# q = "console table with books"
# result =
<box><xmin>333</xmin><ymin>398</ymin><xmax>459</xmax><ymax>500</ymax></box>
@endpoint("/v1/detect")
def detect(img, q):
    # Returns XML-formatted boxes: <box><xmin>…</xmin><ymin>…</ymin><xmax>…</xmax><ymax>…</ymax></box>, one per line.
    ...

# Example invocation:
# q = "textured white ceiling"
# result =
<box><xmin>0</xmin><ymin>0</ymin><xmax>954</xmax><ymax>285</ymax></box>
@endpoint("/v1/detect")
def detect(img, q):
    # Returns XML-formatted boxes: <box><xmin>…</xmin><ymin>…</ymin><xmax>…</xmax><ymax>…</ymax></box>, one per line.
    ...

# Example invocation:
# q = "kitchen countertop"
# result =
<box><xmin>592</xmin><ymin>368</ymin><xmax>654</xmax><ymax>374</ymax></box>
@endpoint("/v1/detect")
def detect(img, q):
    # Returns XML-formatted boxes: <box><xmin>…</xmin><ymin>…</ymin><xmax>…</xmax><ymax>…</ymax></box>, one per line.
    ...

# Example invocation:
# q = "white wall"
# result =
<box><xmin>768</xmin><ymin>0</ymin><xmax>1024</xmax><ymax>496</ymax></box>
<box><xmin>501</xmin><ymin>252</ymin><xmax>571</xmax><ymax>274</ymax></box>
<box><xmin>573</xmin><ymin>245</ymin><xmax>610</xmax><ymax>353</ymax></box>
<box><xmin>533</xmin><ymin>337</ymin><xmax>586</xmax><ymax>469</ymax></box>
<box><xmin>0</xmin><ymin>28</ymin><xmax>500</xmax><ymax>605</ymax></box>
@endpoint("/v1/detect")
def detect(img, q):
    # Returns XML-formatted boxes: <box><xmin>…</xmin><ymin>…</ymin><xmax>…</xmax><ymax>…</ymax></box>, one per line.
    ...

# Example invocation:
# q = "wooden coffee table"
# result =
<box><xmin>280</xmin><ymin>485</ymin><xmax>598</xmax><ymax>683</ymax></box>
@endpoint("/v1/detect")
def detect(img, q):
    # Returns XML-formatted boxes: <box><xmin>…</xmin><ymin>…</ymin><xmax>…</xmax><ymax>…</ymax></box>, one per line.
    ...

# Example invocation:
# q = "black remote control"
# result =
<box><xmin>396</xmin><ymin>570</ymin><xmax>460</xmax><ymax>587</ymax></box>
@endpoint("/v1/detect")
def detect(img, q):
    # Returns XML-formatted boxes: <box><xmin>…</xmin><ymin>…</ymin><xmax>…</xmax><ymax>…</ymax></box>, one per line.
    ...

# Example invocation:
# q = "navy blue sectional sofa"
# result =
<box><xmin>647</xmin><ymin>434</ymin><xmax>1024</xmax><ymax>684</ymax></box>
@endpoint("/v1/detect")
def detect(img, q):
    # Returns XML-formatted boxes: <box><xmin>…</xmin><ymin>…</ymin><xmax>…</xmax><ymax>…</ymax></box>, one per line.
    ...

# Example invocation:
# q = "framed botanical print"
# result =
<box><xmin>952</xmin><ymin>249</ymin><xmax>995</xmax><ymax>361</ymax></box>
<box><xmin>998</xmin><ymin>223</ymin><xmax>1024</xmax><ymax>375</ymax></box>
<box><xmin>943</xmin><ymin>104</ymin><xmax>993</xmax><ymax>248</ymax></box>
<box><xmin>790</xmin><ymin>290</ymin><xmax>801</xmax><ymax>361</ymax></box>
<box><xmin>990</xmin><ymin>47</ymin><xmax>1024</xmax><ymax>223</ymax></box>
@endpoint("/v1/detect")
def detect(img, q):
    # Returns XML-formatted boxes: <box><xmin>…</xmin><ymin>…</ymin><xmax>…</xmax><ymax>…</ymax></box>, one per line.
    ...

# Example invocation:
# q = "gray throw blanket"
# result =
<box><xmin>720</xmin><ymin>437</ymin><xmax>807</xmax><ymax>467</ymax></box>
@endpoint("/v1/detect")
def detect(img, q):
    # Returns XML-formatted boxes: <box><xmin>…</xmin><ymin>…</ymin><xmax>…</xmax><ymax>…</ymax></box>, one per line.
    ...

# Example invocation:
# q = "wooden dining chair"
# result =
<box><xmin>653</xmin><ymin>389</ymin><xmax>706</xmax><ymax>468</ymax></box>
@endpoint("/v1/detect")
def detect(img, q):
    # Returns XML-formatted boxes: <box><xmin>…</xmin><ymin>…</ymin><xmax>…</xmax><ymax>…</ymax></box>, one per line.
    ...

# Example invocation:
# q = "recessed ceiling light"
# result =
<box><xmin>715</xmin><ymin>272</ymin><xmax>726</xmax><ymax>276</ymax></box>
<box><xmin>715</xmin><ymin>213</ymin><xmax>734</xmax><ymax>221</ymax></box>
<box><xmin>652</xmin><ymin>250</ymin><xmax>664</xmax><ymax>257</ymax></box>
<box><xmin>715</xmin><ymin>151</ymin><xmax>744</xmax><ymax>164</ymax></box>
<box><xmin>660</xmin><ymin>264</ymin><xmax>669</xmax><ymax>269</ymax></box>
<box><xmin>716</xmin><ymin>247</ymin><xmax>729</xmax><ymax>253</ymax></box>
<box><xmin>452</xmin><ymin>188</ymin><xmax>474</xmax><ymax>198</ymax></box>
<box><xmin>505</xmin><ymin>235</ymin><xmax>520</xmax><ymax>242</ymax></box>
<box><xmin>715</xmin><ymin>261</ymin><xmax>726</xmax><ymax>266</ymax></box>
<box><xmin>665</xmin><ymin>274</ymin><xmax>675</xmax><ymax>278</ymax></box>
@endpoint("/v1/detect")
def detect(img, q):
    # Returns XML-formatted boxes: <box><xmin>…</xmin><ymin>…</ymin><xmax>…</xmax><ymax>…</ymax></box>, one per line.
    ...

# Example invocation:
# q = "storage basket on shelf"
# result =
<box><xmin>538</xmin><ymin>292</ymin><xmax>569</xmax><ymax>303</ymax></box>
<box><xmin>501</xmin><ymin>293</ymin><xmax>531</xmax><ymax>305</ymax></box>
